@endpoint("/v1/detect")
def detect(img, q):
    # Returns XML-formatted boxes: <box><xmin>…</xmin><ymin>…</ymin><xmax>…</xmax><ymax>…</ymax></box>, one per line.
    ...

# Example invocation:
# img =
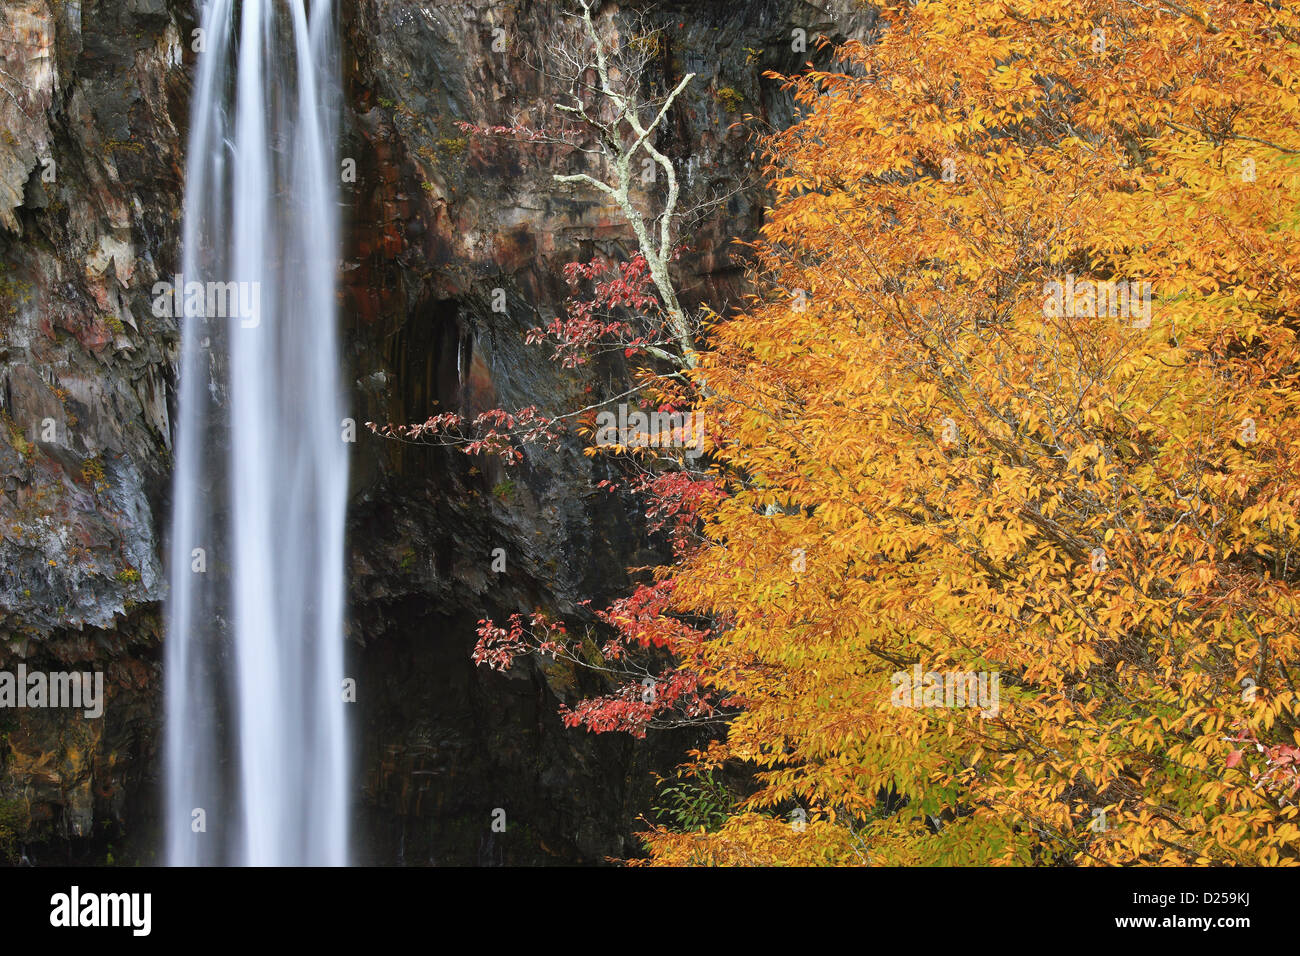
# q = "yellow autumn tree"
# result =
<box><xmin>643</xmin><ymin>0</ymin><xmax>1300</xmax><ymax>865</ymax></box>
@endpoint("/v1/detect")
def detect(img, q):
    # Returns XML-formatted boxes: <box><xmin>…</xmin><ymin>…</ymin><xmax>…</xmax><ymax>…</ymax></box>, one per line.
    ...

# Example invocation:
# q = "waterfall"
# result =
<box><xmin>165</xmin><ymin>0</ymin><xmax>348</xmax><ymax>866</ymax></box>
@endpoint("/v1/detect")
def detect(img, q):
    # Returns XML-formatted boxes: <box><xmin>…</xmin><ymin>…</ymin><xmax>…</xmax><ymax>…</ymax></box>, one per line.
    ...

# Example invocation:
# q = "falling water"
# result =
<box><xmin>165</xmin><ymin>0</ymin><xmax>348</xmax><ymax>866</ymax></box>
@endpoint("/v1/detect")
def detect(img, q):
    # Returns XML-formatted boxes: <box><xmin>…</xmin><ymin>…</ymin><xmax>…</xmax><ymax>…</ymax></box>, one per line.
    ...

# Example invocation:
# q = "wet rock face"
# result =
<box><xmin>340</xmin><ymin>0</ymin><xmax>873</xmax><ymax>864</ymax></box>
<box><xmin>0</xmin><ymin>0</ymin><xmax>190</xmax><ymax>862</ymax></box>
<box><xmin>0</xmin><ymin>0</ymin><xmax>870</xmax><ymax>863</ymax></box>
<box><xmin>0</xmin><ymin>0</ymin><xmax>183</xmax><ymax>635</ymax></box>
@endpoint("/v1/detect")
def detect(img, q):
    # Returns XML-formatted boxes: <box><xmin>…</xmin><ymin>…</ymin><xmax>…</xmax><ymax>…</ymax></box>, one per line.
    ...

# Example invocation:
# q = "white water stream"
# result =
<box><xmin>165</xmin><ymin>0</ymin><xmax>347</xmax><ymax>866</ymax></box>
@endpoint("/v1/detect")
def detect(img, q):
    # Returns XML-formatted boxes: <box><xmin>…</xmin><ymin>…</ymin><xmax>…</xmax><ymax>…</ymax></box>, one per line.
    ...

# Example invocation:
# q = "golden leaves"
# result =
<box><xmin>642</xmin><ymin>0</ymin><xmax>1300</xmax><ymax>867</ymax></box>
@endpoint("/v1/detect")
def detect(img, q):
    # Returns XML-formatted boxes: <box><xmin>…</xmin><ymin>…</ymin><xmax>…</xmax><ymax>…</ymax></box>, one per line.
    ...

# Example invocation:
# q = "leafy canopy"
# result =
<box><xmin>642</xmin><ymin>0</ymin><xmax>1300</xmax><ymax>866</ymax></box>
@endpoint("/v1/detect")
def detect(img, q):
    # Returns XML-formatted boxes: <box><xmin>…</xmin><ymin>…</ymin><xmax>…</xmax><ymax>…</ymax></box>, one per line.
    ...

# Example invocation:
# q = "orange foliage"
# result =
<box><xmin>643</xmin><ymin>0</ymin><xmax>1300</xmax><ymax>865</ymax></box>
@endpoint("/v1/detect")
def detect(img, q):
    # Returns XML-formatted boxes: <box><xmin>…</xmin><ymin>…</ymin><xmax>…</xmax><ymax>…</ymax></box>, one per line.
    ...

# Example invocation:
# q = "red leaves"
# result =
<box><xmin>530</xmin><ymin>255</ymin><xmax>667</xmax><ymax>367</ymax></box>
<box><xmin>1225</xmin><ymin>726</ymin><xmax>1300</xmax><ymax>798</ymax></box>
<box><xmin>594</xmin><ymin>580</ymin><xmax>708</xmax><ymax>653</ymax></box>
<box><xmin>366</xmin><ymin>405</ymin><xmax>560</xmax><ymax>464</ymax></box>
<box><xmin>471</xmin><ymin>617</ymin><xmax>529</xmax><ymax>672</ymax></box>
<box><xmin>367</xmin><ymin>411</ymin><xmax>464</xmax><ymax>441</ymax></box>
<box><xmin>557</xmin><ymin>669</ymin><xmax>713</xmax><ymax>739</ymax></box>
<box><xmin>472</xmin><ymin>579</ymin><xmax>718</xmax><ymax>738</ymax></box>
<box><xmin>471</xmin><ymin>611</ymin><xmax>568</xmax><ymax>672</ymax></box>
<box><xmin>632</xmin><ymin>470</ymin><xmax>723</xmax><ymax>557</ymax></box>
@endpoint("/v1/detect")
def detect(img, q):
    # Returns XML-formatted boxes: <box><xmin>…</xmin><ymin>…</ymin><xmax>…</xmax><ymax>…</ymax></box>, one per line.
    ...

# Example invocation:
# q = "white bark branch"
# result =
<box><xmin>555</xmin><ymin>0</ymin><xmax>697</xmax><ymax>367</ymax></box>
